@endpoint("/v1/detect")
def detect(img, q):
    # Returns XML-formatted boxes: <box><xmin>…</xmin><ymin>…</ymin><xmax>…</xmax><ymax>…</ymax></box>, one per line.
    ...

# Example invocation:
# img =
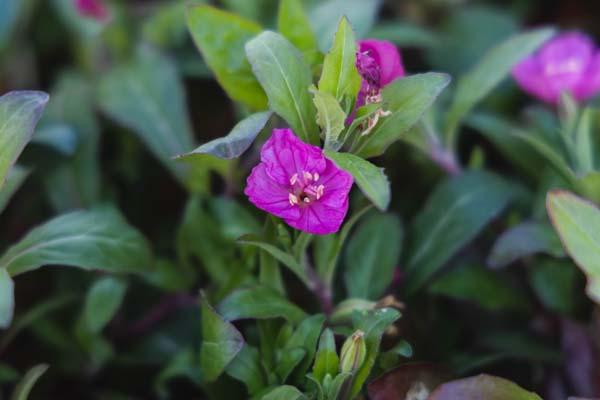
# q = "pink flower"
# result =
<box><xmin>75</xmin><ymin>0</ymin><xmax>109</xmax><ymax>21</ymax></box>
<box><xmin>512</xmin><ymin>32</ymin><xmax>600</xmax><ymax>104</ymax></box>
<box><xmin>245</xmin><ymin>129</ymin><xmax>353</xmax><ymax>235</ymax></box>
<box><xmin>355</xmin><ymin>39</ymin><xmax>405</xmax><ymax>109</ymax></box>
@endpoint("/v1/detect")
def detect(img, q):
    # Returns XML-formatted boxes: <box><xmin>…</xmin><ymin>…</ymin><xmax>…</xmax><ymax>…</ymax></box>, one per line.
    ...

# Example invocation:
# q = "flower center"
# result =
<box><xmin>288</xmin><ymin>171</ymin><xmax>325</xmax><ymax>206</ymax></box>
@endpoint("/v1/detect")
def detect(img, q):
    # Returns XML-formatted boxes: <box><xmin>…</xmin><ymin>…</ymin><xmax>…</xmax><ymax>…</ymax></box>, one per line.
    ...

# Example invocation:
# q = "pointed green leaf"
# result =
<box><xmin>0</xmin><ymin>207</ymin><xmax>153</xmax><ymax>277</ymax></box>
<box><xmin>246</xmin><ymin>31</ymin><xmax>319</xmax><ymax>144</ymax></box>
<box><xmin>0</xmin><ymin>91</ymin><xmax>48</xmax><ymax>189</ymax></box>
<box><xmin>311</xmin><ymin>88</ymin><xmax>346</xmax><ymax>151</ymax></box>
<box><xmin>344</xmin><ymin>213</ymin><xmax>403</xmax><ymax>299</ymax></box>
<box><xmin>312</xmin><ymin>328</ymin><xmax>339</xmax><ymax>382</ymax></box>
<box><xmin>547</xmin><ymin>190</ymin><xmax>600</xmax><ymax>304</ymax></box>
<box><xmin>278</xmin><ymin>0</ymin><xmax>320</xmax><ymax>67</ymax></box>
<box><xmin>186</xmin><ymin>4</ymin><xmax>267</xmax><ymax>109</ymax></box>
<box><xmin>284</xmin><ymin>314</ymin><xmax>325</xmax><ymax>383</ymax></box>
<box><xmin>404</xmin><ymin>171</ymin><xmax>516</xmax><ymax>295</ymax></box>
<box><xmin>318</xmin><ymin>17</ymin><xmax>361</xmax><ymax>111</ymax></box>
<box><xmin>176</xmin><ymin>111</ymin><xmax>271</xmax><ymax>160</ymax></box>
<box><xmin>218</xmin><ymin>285</ymin><xmax>306</xmax><ymax>324</ymax></box>
<box><xmin>325</xmin><ymin>151</ymin><xmax>390</xmax><ymax>210</ymax></box>
<box><xmin>445</xmin><ymin>27</ymin><xmax>556</xmax><ymax>143</ymax></box>
<box><xmin>98</xmin><ymin>46</ymin><xmax>195</xmax><ymax>183</ymax></box>
<box><xmin>353</xmin><ymin>73</ymin><xmax>451</xmax><ymax>158</ymax></box>
<box><xmin>238</xmin><ymin>234</ymin><xmax>310</xmax><ymax>287</ymax></box>
<box><xmin>226</xmin><ymin>345</ymin><xmax>266</xmax><ymax>395</ymax></box>
<box><xmin>200</xmin><ymin>295</ymin><xmax>244</xmax><ymax>382</ymax></box>
<box><xmin>487</xmin><ymin>222</ymin><xmax>564</xmax><ymax>269</ymax></box>
<box><xmin>78</xmin><ymin>277</ymin><xmax>128</xmax><ymax>334</ymax></box>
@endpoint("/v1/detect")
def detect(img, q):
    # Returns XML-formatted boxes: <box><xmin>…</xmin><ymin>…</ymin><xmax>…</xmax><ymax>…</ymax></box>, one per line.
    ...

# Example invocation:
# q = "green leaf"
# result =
<box><xmin>175</xmin><ymin>111</ymin><xmax>271</xmax><ymax>160</ymax></box>
<box><xmin>350</xmin><ymin>308</ymin><xmax>401</xmax><ymax>398</ymax></box>
<box><xmin>547</xmin><ymin>190</ymin><xmax>600</xmax><ymax>304</ymax></box>
<box><xmin>311</xmin><ymin>88</ymin><xmax>346</xmax><ymax>151</ymax></box>
<box><xmin>98</xmin><ymin>46</ymin><xmax>195</xmax><ymax>183</ymax></box>
<box><xmin>317</xmin><ymin>17</ymin><xmax>361</xmax><ymax>112</ymax></box>
<box><xmin>315</xmin><ymin>204</ymin><xmax>373</xmax><ymax>286</ymax></box>
<box><xmin>0</xmin><ymin>91</ymin><xmax>48</xmax><ymax>189</ymax></box>
<box><xmin>283</xmin><ymin>314</ymin><xmax>325</xmax><ymax>383</ymax></box>
<box><xmin>353</xmin><ymin>73</ymin><xmax>451</xmax><ymax>158</ymax></box>
<box><xmin>529</xmin><ymin>259</ymin><xmax>578</xmax><ymax>316</ymax></box>
<box><xmin>344</xmin><ymin>213</ymin><xmax>403</xmax><ymax>300</ymax></box>
<box><xmin>404</xmin><ymin>171</ymin><xmax>516</xmax><ymax>295</ymax></box>
<box><xmin>276</xmin><ymin>348</ymin><xmax>306</xmax><ymax>382</ymax></box>
<box><xmin>277</xmin><ymin>0</ymin><xmax>320</xmax><ymax>67</ymax></box>
<box><xmin>325</xmin><ymin>151</ymin><xmax>391</xmax><ymax>211</ymax></box>
<box><xmin>0</xmin><ymin>165</ymin><xmax>28</xmax><ymax>215</ymax></box>
<box><xmin>199</xmin><ymin>295</ymin><xmax>244</xmax><ymax>382</ymax></box>
<box><xmin>445</xmin><ymin>27</ymin><xmax>556</xmax><ymax>144</ymax></box>
<box><xmin>368</xmin><ymin>22</ymin><xmax>439</xmax><ymax>48</ymax></box>
<box><xmin>186</xmin><ymin>4</ymin><xmax>267</xmax><ymax>109</ymax></box>
<box><xmin>78</xmin><ymin>277</ymin><xmax>127</xmax><ymax>334</ymax></box>
<box><xmin>0</xmin><ymin>207</ymin><xmax>153</xmax><ymax>277</ymax></box>
<box><xmin>262</xmin><ymin>385</ymin><xmax>307</xmax><ymax>400</ymax></box>
<box><xmin>238</xmin><ymin>234</ymin><xmax>310</xmax><ymax>287</ymax></box>
<box><xmin>10</xmin><ymin>364</ymin><xmax>48</xmax><ymax>400</ymax></box>
<box><xmin>429</xmin><ymin>264</ymin><xmax>529</xmax><ymax>312</ymax></box>
<box><xmin>487</xmin><ymin>222</ymin><xmax>564</xmax><ymax>269</ymax></box>
<box><xmin>312</xmin><ymin>328</ymin><xmax>339</xmax><ymax>382</ymax></box>
<box><xmin>226</xmin><ymin>345</ymin><xmax>266</xmax><ymax>395</ymax></box>
<box><xmin>0</xmin><ymin>269</ymin><xmax>14</xmax><ymax>329</ymax></box>
<box><xmin>309</xmin><ymin>0</ymin><xmax>381</xmax><ymax>52</ymax></box>
<box><xmin>430</xmin><ymin>374</ymin><xmax>542</xmax><ymax>400</ymax></box>
<box><xmin>41</xmin><ymin>72</ymin><xmax>101</xmax><ymax>210</ymax></box>
<box><xmin>218</xmin><ymin>285</ymin><xmax>306</xmax><ymax>324</ymax></box>
<box><xmin>246</xmin><ymin>31</ymin><xmax>319</xmax><ymax>144</ymax></box>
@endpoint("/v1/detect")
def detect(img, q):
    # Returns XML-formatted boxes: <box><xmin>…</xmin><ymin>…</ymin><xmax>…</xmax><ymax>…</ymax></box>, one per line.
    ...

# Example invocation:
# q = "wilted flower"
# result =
<box><xmin>355</xmin><ymin>39</ymin><xmax>405</xmax><ymax>109</ymax></box>
<box><xmin>75</xmin><ymin>0</ymin><xmax>109</xmax><ymax>21</ymax></box>
<box><xmin>245</xmin><ymin>129</ymin><xmax>353</xmax><ymax>235</ymax></box>
<box><xmin>512</xmin><ymin>32</ymin><xmax>600</xmax><ymax>104</ymax></box>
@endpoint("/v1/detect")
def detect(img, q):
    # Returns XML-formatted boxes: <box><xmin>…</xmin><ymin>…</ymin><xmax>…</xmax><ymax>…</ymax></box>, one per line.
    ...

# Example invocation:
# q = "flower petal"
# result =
<box><xmin>260</xmin><ymin>129</ymin><xmax>326</xmax><ymax>185</ymax></box>
<box><xmin>245</xmin><ymin>163</ymin><xmax>300</xmax><ymax>221</ymax></box>
<box><xmin>358</xmin><ymin>39</ymin><xmax>405</xmax><ymax>86</ymax></box>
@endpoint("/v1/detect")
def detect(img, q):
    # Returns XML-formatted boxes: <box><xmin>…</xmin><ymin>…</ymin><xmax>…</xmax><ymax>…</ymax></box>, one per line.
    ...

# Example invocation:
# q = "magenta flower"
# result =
<box><xmin>512</xmin><ymin>32</ymin><xmax>600</xmax><ymax>104</ymax></box>
<box><xmin>75</xmin><ymin>0</ymin><xmax>109</xmax><ymax>21</ymax></box>
<box><xmin>355</xmin><ymin>39</ymin><xmax>406</xmax><ymax>109</ymax></box>
<box><xmin>245</xmin><ymin>129</ymin><xmax>353</xmax><ymax>235</ymax></box>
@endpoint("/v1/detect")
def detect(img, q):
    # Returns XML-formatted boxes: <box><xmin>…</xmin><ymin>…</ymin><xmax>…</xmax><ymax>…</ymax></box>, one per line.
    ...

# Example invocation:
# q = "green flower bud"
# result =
<box><xmin>339</xmin><ymin>330</ymin><xmax>366</xmax><ymax>373</ymax></box>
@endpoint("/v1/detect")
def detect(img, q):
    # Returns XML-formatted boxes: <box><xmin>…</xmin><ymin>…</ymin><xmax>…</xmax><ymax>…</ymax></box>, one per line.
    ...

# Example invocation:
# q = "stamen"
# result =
<box><xmin>290</xmin><ymin>173</ymin><xmax>298</xmax><ymax>186</ymax></box>
<box><xmin>303</xmin><ymin>197</ymin><xmax>311</xmax><ymax>203</ymax></box>
<box><xmin>289</xmin><ymin>193</ymin><xmax>299</xmax><ymax>205</ymax></box>
<box><xmin>303</xmin><ymin>171</ymin><xmax>313</xmax><ymax>181</ymax></box>
<box><xmin>316</xmin><ymin>185</ymin><xmax>325</xmax><ymax>200</ymax></box>
<box><xmin>313</xmin><ymin>173</ymin><xmax>319</xmax><ymax>181</ymax></box>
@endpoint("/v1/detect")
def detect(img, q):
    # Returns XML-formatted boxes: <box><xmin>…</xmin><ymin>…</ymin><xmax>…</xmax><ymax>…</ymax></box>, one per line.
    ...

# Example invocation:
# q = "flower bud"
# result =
<box><xmin>339</xmin><ymin>330</ymin><xmax>366</xmax><ymax>373</ymax></box>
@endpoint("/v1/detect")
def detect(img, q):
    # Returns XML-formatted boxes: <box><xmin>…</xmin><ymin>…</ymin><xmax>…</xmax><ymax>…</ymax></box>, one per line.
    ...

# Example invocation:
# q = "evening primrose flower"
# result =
<box><xmin>512</xmin><ymin>32</ymin><xmax>600</xmax><ymax>104</ymax></box>
<box><xmin>75</xmin><ymin>0</ymin><xmax>109</xmax><ymax>21</ymax></box>
<box><xmin>245</xmin><ymin>129</ymin><xmax>353</xmax><ymax>235</ymax></box>
<box><xmin>356</xmin><ymin>39</ymin><xmax>406</xmax><ymax>109</ymax></box>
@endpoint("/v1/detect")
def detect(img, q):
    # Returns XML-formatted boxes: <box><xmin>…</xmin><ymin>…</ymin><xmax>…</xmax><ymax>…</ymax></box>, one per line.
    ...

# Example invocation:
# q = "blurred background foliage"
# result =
<box><xmin>1</xmin><ymin>0</ymin><xmax>600</xmax><ymax>399</ymax></box>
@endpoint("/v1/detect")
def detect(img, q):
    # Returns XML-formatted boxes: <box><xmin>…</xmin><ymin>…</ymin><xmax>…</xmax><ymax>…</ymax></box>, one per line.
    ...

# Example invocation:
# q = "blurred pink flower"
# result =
<box><xmin>245</xmin><ymin>129</ymin><xmax>353</xmax><ymax>235</ymax></box>
<box><xmin>355</xmin><ymin>39</ymin><xmax>405</xmax><ymax>109</ymax></box>
<box><xmin>75</xmin><ymin>0</ymin><xmax>108</xmax><ymax>21</ymax></box>
<box><xmin>512</xmin><ymin>32</ymin><xmax>600</xmax><ymax>104</ymax></box>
